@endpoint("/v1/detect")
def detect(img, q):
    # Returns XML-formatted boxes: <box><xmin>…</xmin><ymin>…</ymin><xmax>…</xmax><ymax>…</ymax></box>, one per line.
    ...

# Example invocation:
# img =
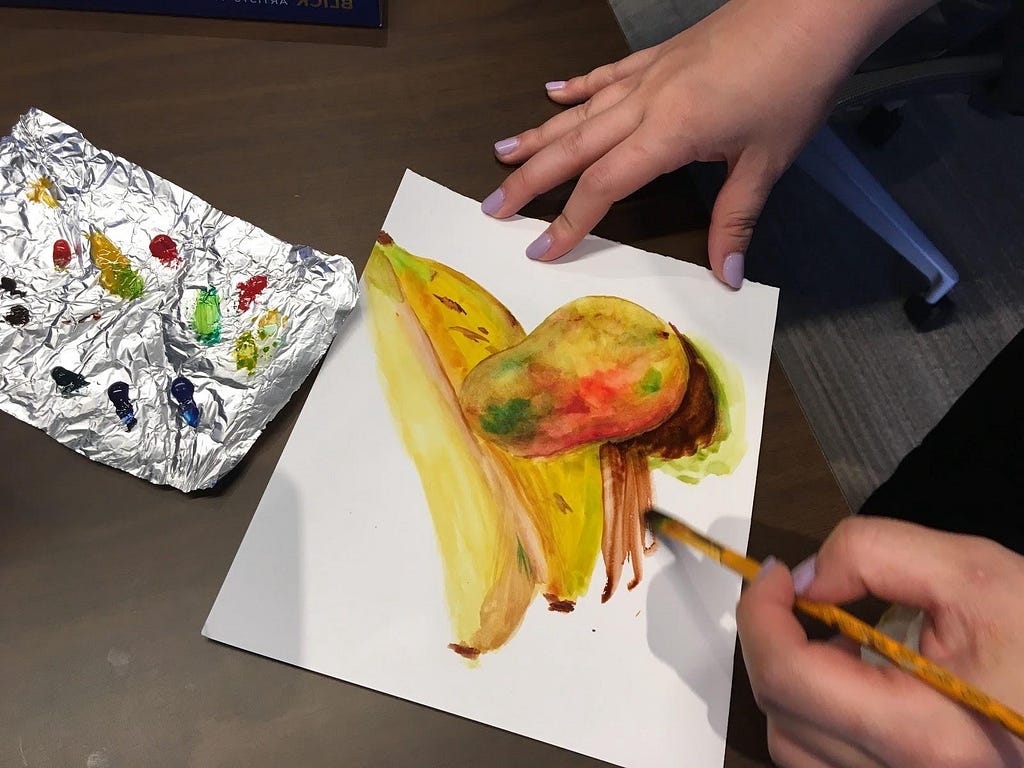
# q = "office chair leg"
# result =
<box><xmin>796</xmin><ymin>124</ymin><xmax>959</xmax><ymax>312</ymax></box>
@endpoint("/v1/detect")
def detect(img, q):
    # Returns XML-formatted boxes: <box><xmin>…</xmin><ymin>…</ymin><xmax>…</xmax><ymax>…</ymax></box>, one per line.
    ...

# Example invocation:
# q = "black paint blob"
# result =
<box><xmin>4</xmin><ymin>305</ymin><xmax>29</xmax><ymax>326</ymax></box>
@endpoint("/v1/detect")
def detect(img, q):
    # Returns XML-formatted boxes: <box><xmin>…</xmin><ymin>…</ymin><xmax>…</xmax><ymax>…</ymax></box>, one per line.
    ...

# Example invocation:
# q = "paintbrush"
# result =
<box><xmin>647</xmin><ymin>509</ymin><xmax>1024</xmax><ymax>740</ymax></box>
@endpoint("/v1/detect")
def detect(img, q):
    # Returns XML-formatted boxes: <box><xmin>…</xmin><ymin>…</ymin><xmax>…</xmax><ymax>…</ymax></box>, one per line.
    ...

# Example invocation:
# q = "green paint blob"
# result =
<box><xmin>638</xmin><ymin>367</ymin><xmax>662</xmax><ymax>394</ymax></box>
<box><xmin>192</xmin><ymin>287</ymin><xmax>222</xmax><ymax>346</ymax></box>
<box><xmin>234</xmin><ymin>331</ymin><xmax>259</xmax><ymax>375</ymax></box>
<box><xmin>479</xmin><ymin>398</ymin><xmax>533</xmax><ymax>436</ymax></box>
<box><xmin>104</xmin><ymin>265</ymin><xmax>145</xmax><ymax>300</ymax></box>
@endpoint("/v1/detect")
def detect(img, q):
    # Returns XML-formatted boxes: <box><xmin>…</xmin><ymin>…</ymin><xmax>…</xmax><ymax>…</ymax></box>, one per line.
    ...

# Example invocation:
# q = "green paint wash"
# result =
<box><xmin>192</xmin><ymin>287</ymin><xmax>222</xmax><ymax>346</ymax></box>
<box><xmin>650</xmin><ymin>336</ymin><xmax>748</xmax><ymax>484</ymax></box>
<box><xmin>638</xmin><ymin>367</ymin><xmax>662</xmax><ymax>394</ymax></box>
<box><xmin>234</xmin><ymin>331</ymin><xmax>259</xmax><ymax>375</ymax></box>
<box><xmin>479</xmin><ymin>398</ymin><xmax>534</xmax><ymax>436</ymax></box>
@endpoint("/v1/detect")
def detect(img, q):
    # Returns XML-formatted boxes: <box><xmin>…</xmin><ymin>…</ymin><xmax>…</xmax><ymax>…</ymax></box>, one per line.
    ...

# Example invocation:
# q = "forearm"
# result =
<box><xmin>700</xmin><ymin>0</ymin><xmax>939</xmax><ymax>105</ymax></box>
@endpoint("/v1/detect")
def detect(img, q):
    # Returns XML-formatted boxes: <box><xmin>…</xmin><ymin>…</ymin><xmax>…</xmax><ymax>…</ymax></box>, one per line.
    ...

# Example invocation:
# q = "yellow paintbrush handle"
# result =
<box><xmin>651</xmin><ymin>514</ymin><xmax>1024</xmax><ymax>740</ymax></box>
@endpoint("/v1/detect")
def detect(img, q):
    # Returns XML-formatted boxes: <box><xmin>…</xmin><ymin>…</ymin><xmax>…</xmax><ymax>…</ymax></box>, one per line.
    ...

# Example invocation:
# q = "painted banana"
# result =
<box><xmin>365</xmin><ymin>233</ymin><xmax>604</xmax><ymax>659</ymax></box>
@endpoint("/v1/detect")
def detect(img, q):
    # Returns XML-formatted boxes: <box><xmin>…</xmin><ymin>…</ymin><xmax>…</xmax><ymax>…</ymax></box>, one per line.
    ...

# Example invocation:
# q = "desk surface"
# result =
<box><xmin>0</xmin><ymin>3</ymin><xmax>849</xmax><ymax>766</ymax></box>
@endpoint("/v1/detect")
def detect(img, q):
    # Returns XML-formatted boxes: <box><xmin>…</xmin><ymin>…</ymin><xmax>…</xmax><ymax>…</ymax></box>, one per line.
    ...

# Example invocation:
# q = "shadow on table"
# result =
<box><xmin>199</xmin><ymin>470</ymin><xmax>308</xmax><ymax>705</ymax></box>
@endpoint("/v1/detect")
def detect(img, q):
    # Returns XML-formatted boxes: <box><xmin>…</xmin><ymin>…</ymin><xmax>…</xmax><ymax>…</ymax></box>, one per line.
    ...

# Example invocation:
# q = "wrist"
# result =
<box><xmin>788</xmin><ymin>0</ymin><xmax>940</xmax><ymax>75</ymax></box>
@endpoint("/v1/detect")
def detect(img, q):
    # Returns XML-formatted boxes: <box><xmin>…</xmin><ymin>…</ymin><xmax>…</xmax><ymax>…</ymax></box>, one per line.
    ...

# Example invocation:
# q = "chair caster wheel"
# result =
<box><xmin>857</xmin><ymin>105</ymin><xmax>904</xmax><ymax>148</ymax></box>
<box><xmin>904</xmin><ymin>294</ymin><xmax>954</xmax><ymax>332</ymax></box>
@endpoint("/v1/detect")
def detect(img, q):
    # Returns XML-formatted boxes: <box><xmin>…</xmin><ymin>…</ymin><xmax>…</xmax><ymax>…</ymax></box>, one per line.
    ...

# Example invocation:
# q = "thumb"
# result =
<box><xmin>797</xmin><ymin>516</ymin><xmax>984</xmax><ymax>614</ymax></box>
<box><xmin>707</xmin><ymin>157</ymin><xmax>774</xmax><ymax>290</ymax></box>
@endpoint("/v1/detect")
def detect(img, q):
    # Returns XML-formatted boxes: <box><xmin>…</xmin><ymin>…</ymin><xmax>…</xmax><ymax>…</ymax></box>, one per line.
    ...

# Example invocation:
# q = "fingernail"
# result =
<box><xmin>755</xmin><ymin>556</ymin><xmax>779</xmax><ymax>583</ymax></box>
<box><xmin>791</xmin><ymin>555</ymin><xmax>817</xmax><ymax>596</ymax></box>
<box><xmin>545</xmin><ymin>80</ymin><xmax>567</xmax><ymax>92</ymax></box>
<box><xmin>494</xmin><ymin>137</ymin><xmax>519</xmax><ymax>156</ymax></box>
<box><xmin>526</xmin><ymin>232</ymin><xmax>553</xmax><ymax>261</ymax></box>
<box><xmin>722</xmin><ymin>251</ymin><xmax>744</xmax><ymax>289</ymax></box>
<box><xmin>481</xmin><ymin>188</ymin><xmax>505</xmax><ymax>216</ymax></box>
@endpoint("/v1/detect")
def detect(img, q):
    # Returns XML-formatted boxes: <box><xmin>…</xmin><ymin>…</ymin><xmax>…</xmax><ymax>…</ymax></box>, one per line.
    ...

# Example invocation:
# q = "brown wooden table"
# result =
<box><xmin>0</xmin><ymin>3</ymin><xmax>850</xmax><ymax>766</ymax></box>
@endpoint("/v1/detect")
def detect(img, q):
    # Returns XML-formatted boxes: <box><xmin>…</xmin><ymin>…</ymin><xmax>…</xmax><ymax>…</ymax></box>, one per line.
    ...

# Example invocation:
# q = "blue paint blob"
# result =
<box><xmin>170</xmin><ymin>375</ymin><xmax>201</xmax><ymax>428</ymax></box>
<box><xmin>51</xmin><ymin>366</ymin><xmax>88</xmax><ymax>395</ymax></box>
<box><xmin>107</xmin><ymin>381</ymin><xmax>137</xmax><ymax>431</ymax></box>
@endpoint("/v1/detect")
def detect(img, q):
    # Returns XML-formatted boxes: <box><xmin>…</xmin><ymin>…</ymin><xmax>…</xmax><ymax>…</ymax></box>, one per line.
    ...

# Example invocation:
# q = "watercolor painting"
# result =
<box><xmin>365</xmin><ymin>232</ymin><xmax>747</xmax><ymax>661</ymax></box>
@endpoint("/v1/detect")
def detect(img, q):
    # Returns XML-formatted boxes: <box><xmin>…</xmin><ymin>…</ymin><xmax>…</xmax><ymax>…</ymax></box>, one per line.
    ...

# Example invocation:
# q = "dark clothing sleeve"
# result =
<box><xmin>859</xmin><ymin>327</ymin><xmax>1024</xmax><ymax>554</ymax></box>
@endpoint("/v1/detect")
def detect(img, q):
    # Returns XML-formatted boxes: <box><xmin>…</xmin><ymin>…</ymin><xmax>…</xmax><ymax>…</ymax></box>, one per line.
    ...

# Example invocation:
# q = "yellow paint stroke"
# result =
<box><xmin>27</xmin><ymin>177</ymin><xmax>59</xmax><ymax>208</ymax></box>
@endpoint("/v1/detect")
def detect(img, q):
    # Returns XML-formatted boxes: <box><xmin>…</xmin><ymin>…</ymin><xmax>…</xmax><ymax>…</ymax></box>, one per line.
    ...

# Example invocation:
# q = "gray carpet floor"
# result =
<box><xmin>609</xmin><ymin>1</ymin><xmax>1024</xmax><ymax>511</ymax></box>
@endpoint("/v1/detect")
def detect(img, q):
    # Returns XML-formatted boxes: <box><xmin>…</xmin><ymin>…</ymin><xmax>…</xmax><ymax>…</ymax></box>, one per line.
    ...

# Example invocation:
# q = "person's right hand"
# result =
<box><xmin>737</xmin><ymin>517</ymin><xmax>1024</xmax><ymax>767</ymax></box>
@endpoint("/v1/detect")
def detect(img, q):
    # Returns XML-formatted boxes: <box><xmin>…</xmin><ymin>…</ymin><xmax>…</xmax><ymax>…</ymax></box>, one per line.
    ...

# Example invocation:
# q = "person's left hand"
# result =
<box><xmin>478</xmin><ymin>0</ymin><xmax>854</xmax><ymax>288</ymax></box>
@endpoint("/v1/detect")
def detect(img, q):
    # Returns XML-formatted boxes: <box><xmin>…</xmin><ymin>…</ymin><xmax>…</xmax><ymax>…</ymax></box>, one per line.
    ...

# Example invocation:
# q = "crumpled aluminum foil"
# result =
<box><xmin>0</xmin><ymin>108</ymin><xmax>359</xmax><ymax>491</ymax></box>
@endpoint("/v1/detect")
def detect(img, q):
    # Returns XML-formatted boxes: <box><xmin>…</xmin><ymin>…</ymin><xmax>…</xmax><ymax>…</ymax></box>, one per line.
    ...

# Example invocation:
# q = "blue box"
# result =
<box><xmin>0</xmin><ymin>0</ymin><xmax>384</xmax><ymax>28</ymax></box>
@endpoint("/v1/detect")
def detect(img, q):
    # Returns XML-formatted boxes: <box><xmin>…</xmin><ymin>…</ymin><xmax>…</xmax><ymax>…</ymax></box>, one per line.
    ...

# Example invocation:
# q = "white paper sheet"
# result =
<box><xmin>203</xmin><ymin>171</ymin><xmax>780</xmax><ymax>768</ymax></box>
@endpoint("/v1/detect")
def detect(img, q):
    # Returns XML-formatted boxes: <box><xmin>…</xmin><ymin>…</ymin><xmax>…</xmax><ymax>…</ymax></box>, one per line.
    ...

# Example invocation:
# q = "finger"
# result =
<box><xmin>483</xmin><ymin>102</ymin><xmax>642</xmax><ymax>220</ymax></box>
<box><xmin>545</xmin><ymin>47</ymin><xmax>658</xmax><ymax>105</ymax></box>
<box><xmin>737</xmin><ymin>558</ymin><xmax>935</xmax><ymax>755</ymax></box>
<box><xmin>494</xmin><ymin>81</ymin><xmax>631</xmax><ymax>165</ymax></box>
<box><xmin>797</xmin><ymin>516</ymin><xmax>1003</xmax><ymax>612</ymax></box>
<box><xmin>526</xmin><ymin>122</ymin><xmax>684</xmax><ymax>262</ymax></box>
<box><xmin>707</xmin><ymin>153</ymin><xmax>776</xmax><ymax>289</ymax></box>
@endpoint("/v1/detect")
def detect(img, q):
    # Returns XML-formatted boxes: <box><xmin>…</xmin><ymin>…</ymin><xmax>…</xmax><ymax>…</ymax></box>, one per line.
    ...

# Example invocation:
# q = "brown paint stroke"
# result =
<box><xmin>447</xmin><ymin>643</ymin><xmax>481</xmax><ymax>660</ymax></box>
<box><xmin>599</xmin><ymin>331</ymin><xmax>720</xmax><ymax>602</ymax></box>
<box><xmin>449</xmin><ymin>325</ymin><xmax>489</xmax><ymax>343</ymax></box>
<box><xmin>599</xmin><ymin>443</ymin><xmax>652</xmax><ymax>602</ymax></box>
<box><xmin>553</xmin><ymin>492</ymin><xmax>573</xmax><ymax>515</ymax></box>
<box><xmin>434</xmin><ymin>294</ymin><xmax>468</xmax><ymax>315</ymax></box>
<box><xmin>543</xmin><ymin>593</ymin><xmax>576</xmax><ymax>613</ymax></box>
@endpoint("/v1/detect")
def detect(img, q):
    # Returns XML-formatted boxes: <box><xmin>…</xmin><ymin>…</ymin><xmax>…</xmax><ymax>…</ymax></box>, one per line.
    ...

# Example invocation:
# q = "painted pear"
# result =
<box><xmin>461</xmin><ymin>296</ymin><xmax>723</xmax><ymax>601</ymax></box>
<box><xmin>459</xmin><ymin>296</ymin><xmax>690</xmax><ymax>458</ymax></box>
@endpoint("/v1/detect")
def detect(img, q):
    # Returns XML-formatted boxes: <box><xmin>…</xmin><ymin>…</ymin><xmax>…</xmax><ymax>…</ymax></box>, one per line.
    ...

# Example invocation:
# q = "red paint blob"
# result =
<box><xmin>53</xmin><ymin>239</ymin><xmax>72</xmax><ymax>270</ymax></box>
<box><xmin>237</xmin><ymin>274</ymin><xmax>268</xmax><ymax>312</ymax></box>
<box><xmin>149</xmin><ymin>234</ymin><xmax>179</xmax><ymax>266</ymax></box>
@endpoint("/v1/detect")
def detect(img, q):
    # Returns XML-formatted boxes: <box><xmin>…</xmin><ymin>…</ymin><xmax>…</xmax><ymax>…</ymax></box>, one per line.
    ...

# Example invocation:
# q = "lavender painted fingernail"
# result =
<box><xmin>494</xmin><ymin>137</ymin><xmax>520</xmax><ymax>155</ymax></box>
<box><xmin>545</xmin><ymin>80</ymin><xmax>567</xmax><ymax>91</ymax></box>
<box><xmin>722</xmin><ymin>251</ymin><xmax>744</xmax><ymax>289</ymax></box>
<box><xmin>481</xmin><ymin>188</ymin><xmax>505</xmax><ymax>216</ymax></box>
<box><xmin>755</xmin><ymin>556</ymin><xmax>779</xmax><ymax>583</ymax></box>
<box><xmin>791</xmin><ymin>555</ymin><xmax>817</xmax><ymax>596</ymax></box>
<box><xmin>526</xmin><ymin>232</ymin><xmax>553</xmax><ymax>261</ymax></box>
